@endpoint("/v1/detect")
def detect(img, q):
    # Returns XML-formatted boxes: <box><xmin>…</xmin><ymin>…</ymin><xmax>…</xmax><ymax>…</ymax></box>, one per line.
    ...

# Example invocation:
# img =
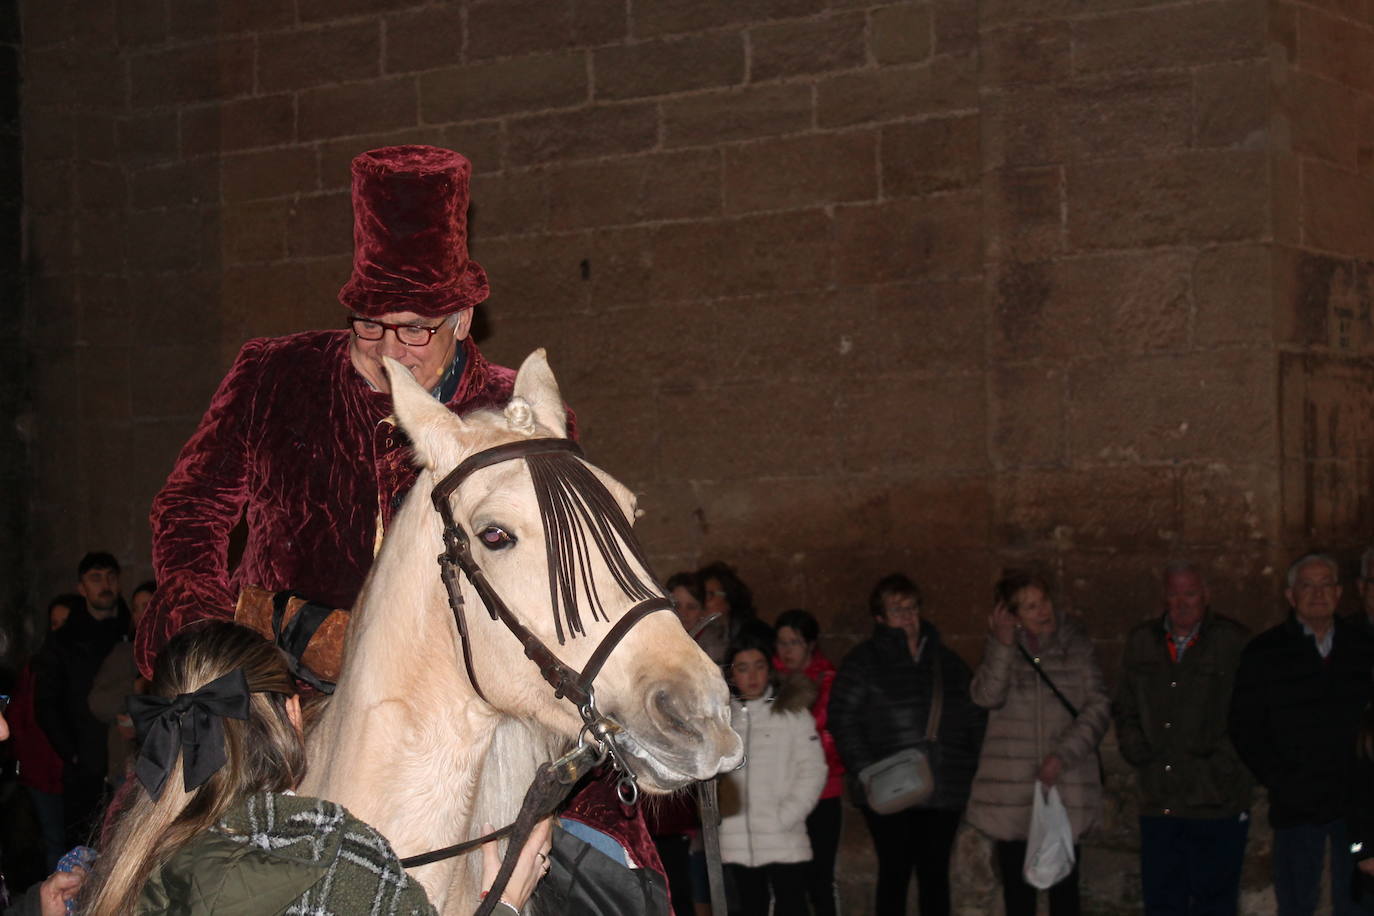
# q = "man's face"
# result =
<box><xmin>78</xmin><ymin>567</ymin><xmax>120</xmax><ymax>613</ymax></box>
<box><xmin>1163</xmin><ymin>570</ymin><xmax>1208</xmax><ymax>633</ymax></box>
<box><xmin>878</xmin><ymin>591</ymin><xmax>920</xmax><ymax>642</ymax></box>
<box><xmin>1286</xmin><ymin>559</ymin><xmax>1341</xmax><ymax>628</ymax></box>
<box><xmin>348</xmin><ymin>309</ymin><xmax>471</xmax><ymax>395</ymax></box>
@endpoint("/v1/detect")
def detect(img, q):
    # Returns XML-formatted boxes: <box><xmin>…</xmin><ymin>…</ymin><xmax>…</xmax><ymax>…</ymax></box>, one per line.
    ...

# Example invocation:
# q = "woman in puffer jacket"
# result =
<box><xmin>720</xmin><ymin>624</ymin><xmax>828</xmax><ymax>915</ymax></box>
<box><xmin>967</xmin><ymin>570</ymin><xmax>1111</xmax><ymax>916</ymax></box>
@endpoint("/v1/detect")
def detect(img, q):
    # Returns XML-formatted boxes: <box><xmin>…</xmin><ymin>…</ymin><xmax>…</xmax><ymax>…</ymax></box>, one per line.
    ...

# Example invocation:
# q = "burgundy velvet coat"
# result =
<box><xmin>136</xmin><ymin>330</ymin><xmax>521</xmax><ymax>678</ymax></box>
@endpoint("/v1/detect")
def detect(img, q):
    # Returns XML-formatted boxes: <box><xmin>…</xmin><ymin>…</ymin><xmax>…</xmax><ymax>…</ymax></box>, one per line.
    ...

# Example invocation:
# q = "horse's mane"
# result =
<box><xmin>526</xmin><ymin>451</ymin><xmax>660</xmax><ymax>644</ymax></box>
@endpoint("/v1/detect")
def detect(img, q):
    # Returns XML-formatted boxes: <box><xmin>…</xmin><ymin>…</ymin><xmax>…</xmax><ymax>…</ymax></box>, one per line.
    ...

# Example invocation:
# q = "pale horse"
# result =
<box><xmin>302</xmin><ymin>349</ymin><xmax>744</xmax><ymax>912</ymax></box>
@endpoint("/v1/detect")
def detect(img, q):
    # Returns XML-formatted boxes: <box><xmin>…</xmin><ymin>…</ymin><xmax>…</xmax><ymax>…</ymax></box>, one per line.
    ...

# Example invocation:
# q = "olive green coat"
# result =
<box><xmin>137</xmin><ymin>792</ymin><xmax>435</xmax><ymax>915</ymax></box>
<box><xmin>1112</xmin><ymin>611</ymin><xmax>1253</xmax><ymax>819</ymax></box>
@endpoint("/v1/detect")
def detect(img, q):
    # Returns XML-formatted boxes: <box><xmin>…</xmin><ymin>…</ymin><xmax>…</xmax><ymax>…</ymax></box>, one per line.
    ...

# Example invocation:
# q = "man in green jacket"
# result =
<box><xmin>1112</xmin><ymin>562</ymin><xmax>1253</xmax><ymax>916</ymax></box>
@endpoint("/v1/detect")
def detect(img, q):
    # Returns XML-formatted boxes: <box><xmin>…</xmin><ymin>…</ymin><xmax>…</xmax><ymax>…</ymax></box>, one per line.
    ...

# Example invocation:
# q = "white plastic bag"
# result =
<box><xmin>1023</xmin><ymin>781</ymin><xmax>1075</xmax><ymax>890</ymax></box>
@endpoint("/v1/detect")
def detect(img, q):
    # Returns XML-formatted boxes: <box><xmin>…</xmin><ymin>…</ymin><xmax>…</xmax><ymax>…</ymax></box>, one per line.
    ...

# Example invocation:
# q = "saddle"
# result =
<box><xmin>234</xmin><ymin>586</ymin><xmax>350</xmax><ymax>692</ymax></box>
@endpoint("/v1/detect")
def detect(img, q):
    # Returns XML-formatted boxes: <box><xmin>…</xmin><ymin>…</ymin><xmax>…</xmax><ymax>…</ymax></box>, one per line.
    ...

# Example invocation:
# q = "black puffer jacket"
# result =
<box><xmin>828</xmin><ymin>621</ymin><xmax>987</xmax><ymax>811</ymax></box>
<box><xmin>1229</xmin><ymin>613</ymin><xmax>1374</xmax><ymax>829</ymax></box>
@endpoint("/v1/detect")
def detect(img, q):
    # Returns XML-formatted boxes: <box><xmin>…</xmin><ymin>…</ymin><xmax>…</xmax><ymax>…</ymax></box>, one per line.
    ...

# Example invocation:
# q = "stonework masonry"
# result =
<box><xmin>0</xmin><ymin>1</ymin><xmax>23</xmax><ymax>653</ymax></box>
<box><xmin>17</xmin><ymin>0</ymin><xmax>1374</xmax><ymax>912</ymax></box>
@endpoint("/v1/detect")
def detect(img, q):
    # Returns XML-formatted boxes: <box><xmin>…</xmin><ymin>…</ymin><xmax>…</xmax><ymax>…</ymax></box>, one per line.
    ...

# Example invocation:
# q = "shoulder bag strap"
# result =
<box><xmin>1017</xmin><ymin>643</ymin><xmax>1079</xmax><ymax>719</ymax></box>
<box><xmin>924</xmin><ymin>647</ymin><xmax>944</xmax><ymax>740</ymax></box>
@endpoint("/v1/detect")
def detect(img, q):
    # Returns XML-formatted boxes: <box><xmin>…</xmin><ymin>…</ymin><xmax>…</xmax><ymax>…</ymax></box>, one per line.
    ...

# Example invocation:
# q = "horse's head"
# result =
<box><xmin>385</xmin><ymin>350</ymin><xmax>742</xmax><ymax>792</ymax></box>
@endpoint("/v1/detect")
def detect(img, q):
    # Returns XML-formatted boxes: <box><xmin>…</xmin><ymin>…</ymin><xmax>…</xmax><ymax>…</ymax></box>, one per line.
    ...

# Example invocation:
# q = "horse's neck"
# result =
<box><xmin>473</xmin><ymin>716</ymin><xmax>566</xmax><ymax>835</ymax></box>
<box><xmin>304</xmin><ymin>488</ymin><xmax>576</xmax><ymax>911</ymax></box>
<box><xmin>304</xmin><ymin>494</ymin><xmax>500</xmax><ymax>905</ymax></box>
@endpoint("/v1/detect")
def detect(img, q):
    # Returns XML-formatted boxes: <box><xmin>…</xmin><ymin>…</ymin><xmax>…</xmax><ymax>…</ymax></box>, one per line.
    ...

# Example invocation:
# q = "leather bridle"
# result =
<box><xmin>428</xmin><ymin>436</ymin><xmax>674</xmax><ymax>807</ymax></box>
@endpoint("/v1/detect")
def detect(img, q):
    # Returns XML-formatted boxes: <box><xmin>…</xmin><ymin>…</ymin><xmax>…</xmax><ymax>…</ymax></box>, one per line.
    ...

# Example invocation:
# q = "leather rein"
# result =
<box><xmin>397</xmin><ymin>437</ymin><xmax>673</xmax><ymax>881</ymax></box>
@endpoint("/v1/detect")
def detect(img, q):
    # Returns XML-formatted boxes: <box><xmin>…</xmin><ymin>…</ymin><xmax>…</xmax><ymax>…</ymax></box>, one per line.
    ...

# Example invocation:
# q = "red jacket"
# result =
<box><xmin>137</xmin><ymin>331</ymin><xmax>523</xmax><ymax>677</ymax></box>
<box><xmin>774</xmin><ymin>649</ymin><xmax>845</xmax><ymax>799</ymax></box>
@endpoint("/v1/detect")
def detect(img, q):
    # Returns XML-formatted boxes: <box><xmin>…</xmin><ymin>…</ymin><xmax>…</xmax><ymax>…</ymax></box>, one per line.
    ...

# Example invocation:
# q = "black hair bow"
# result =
<box><xmin>127</xmin><ymin>668</ymin><xmax>251</xmax><ymax>799</ymax></box>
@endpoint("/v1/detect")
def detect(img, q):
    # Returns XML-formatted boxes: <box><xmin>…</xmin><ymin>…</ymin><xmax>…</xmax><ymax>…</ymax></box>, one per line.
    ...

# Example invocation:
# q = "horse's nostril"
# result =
<box><xmin>650</xmin><ymin>687</ymin><xmax>702</xmax><ymax>740</ymax></box>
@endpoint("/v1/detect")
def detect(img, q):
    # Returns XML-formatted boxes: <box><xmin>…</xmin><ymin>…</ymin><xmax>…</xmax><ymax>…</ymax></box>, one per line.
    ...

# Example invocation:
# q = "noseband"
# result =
<box><xmin>429</xmin><ymin>436</ymin><xmax>673</xmax><ymax>805</ymax></box>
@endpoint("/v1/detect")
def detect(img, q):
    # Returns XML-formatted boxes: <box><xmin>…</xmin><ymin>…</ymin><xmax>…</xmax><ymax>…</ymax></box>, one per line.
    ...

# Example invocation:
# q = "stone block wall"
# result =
<box><xmin>0</xmin><ymin>1</ymin><xmax>26</xmax><ymax>652</ymax></box>
<box><xmin>16</xmin><ymin>0</ymin><xmax>1374</xmax><ymax>911</ymax></box>
<box><xmin>1273</xmin><ymin>1</ymin><xmax>1374</xmax><ymax>565</ymax></box>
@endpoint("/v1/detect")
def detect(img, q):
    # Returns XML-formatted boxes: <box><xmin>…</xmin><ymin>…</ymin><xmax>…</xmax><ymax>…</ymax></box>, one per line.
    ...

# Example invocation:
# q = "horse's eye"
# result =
<box><xmin>477</xmin><ymin>526</ymin><xmax>516</xmax><ymax>550</ymax></box>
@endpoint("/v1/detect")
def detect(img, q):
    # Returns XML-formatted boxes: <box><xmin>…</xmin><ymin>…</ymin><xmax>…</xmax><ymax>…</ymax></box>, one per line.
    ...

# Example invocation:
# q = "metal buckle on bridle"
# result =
<box><xmin>575</xmin><ymin>690</ymin><xmax>640</xmax><ymax>806</ymax></box>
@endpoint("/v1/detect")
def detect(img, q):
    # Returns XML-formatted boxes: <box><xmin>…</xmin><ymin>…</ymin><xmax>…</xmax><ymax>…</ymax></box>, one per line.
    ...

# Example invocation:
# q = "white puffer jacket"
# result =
<box><xmin>719</xmin><ymin>675</ymin><xmax>827</xmax><ymax>867</ymax></box>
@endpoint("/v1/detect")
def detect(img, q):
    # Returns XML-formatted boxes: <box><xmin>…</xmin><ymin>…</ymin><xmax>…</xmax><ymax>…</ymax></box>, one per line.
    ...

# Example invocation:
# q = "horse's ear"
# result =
<box><xmin>511</xmin><ymin>349</ymin><xmax>567</xmax><ymax>437</ymax></box>
<box><xmin>385</xmin><ymin>357</ymin><xmax>465</xmax><ymax>469</ymax></box>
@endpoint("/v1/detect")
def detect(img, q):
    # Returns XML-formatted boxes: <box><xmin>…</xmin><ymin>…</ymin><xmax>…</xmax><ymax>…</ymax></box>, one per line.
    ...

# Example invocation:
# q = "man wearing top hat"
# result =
<box><xmin>133</xmin><ymin>148</ymin><xmax>685</xmax><ymax>905</ymax></box>
<box><xmin>134</xmin><ymin>145</ymin><xmax>688</xmax><ymax>905</ymax></box>
<box><xmin>137</xmin><ymin>145</ymin><xmax>554</xmax><ymax>674</ymax></box>
<box><xmin>132</xmin><ymin>146</ymin><xmax>681</xmax><ymax>900</ymax></box>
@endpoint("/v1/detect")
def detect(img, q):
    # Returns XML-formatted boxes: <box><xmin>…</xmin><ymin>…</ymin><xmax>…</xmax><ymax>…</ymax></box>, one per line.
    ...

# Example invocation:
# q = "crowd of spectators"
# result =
<box><xmin>652</xmin><ymin>552</ymin><xmax>1374</xmax><ymax>916</ymax></box>
<box><xmin>0</xmin><ymin>553</ymin><xmax>149</xmax><ymax>913</ymax></box>
<box><xmin>6</xmin><ymin>545</ymin><xmax>1374</xmax><ymax>916</ymax></box>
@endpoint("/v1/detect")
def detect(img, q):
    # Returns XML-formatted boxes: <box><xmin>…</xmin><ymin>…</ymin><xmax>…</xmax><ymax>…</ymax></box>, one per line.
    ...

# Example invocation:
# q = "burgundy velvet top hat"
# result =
<box><xmin>338</xmin><ymin>145</ymin><xmax>490</xmax><ymax>319</ymax></box>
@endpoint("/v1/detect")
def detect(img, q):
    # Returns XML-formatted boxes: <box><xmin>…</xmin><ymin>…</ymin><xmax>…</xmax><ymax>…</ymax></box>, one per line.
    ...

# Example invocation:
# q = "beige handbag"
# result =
<box><xmin>858</xmin><ymin>651</ymin><xmax>944</xmax><ymax>815</ymax></box>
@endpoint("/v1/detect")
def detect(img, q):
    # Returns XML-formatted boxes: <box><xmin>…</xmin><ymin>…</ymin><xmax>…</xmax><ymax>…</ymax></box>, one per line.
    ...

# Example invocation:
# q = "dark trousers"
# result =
<box><xmin>26</xmin><ymin>787</ymin><xmax>66</xmax><ymax>872</ymax></box>
<box><xmin>726</xmin><ymin>861</ymin><xmax>810</xmax><ymax>916</ymax></box>
<box><xmin>1273</xmin><ymin>819</ymin><xmax>1367</xmax><ymax>916</ymax></box>
<box><xmin>1140</xmin><ymin>814</ymin><xmax>1249</xmax><ymax>916</ymax></box>
<box><xmin>861</xmin><ymin>805</ymin><xmax>963</xmax><ymax>916</ymax></box>
<box><xmin>995</xmin><ymin>838</ymin><xmax>1082</xmax><ymax>916</ymax></box>
<box><xmin>804</xmin><ymin>796</ymin><xmax>841</xmax><ymax>916</ymax></box>
<box><xmin>62</xmin><ymin>765</ymin><xmax>106</xmax><ymax>848</ymax></box>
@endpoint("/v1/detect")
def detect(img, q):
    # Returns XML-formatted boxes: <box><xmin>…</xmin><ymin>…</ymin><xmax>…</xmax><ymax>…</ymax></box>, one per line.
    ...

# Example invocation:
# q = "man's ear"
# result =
<box><xmin>453</xmin><ymin>309</ymin><xmax>474</xmax><ymax>341</ymax></box>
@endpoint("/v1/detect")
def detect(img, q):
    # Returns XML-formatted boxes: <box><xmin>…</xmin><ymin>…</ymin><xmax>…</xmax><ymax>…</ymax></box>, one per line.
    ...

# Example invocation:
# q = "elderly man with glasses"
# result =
<box><xmin>136</xmin><ymin>145</ymin><xmax>564</xmax><ymax>678</ymax></box>
<box><xmin>1229</xmin><ymin>553</ymin><xmax>1374</xmax><ymax>916</ymax></box>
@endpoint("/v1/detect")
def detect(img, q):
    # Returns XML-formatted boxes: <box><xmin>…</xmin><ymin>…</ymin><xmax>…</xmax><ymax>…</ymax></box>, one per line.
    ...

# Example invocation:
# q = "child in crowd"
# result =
<box><xmin>720</xmin><ymin>624</ymin><xmax>827</xmax><ymax>916</ymax></box>
<box><xmin>773</xmin><ymin>608</ymin><xmax>845</xmax><ymax>916</ymax></box>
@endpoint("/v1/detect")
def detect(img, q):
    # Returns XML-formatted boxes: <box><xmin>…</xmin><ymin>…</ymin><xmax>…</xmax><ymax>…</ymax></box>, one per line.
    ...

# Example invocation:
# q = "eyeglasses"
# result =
<box><xmin>0</xmin><ymin>695</ymin><xmax>9</xmax><ymax>713</ymax></box>
<box><xmin>349</xmin><ymin>316</ymin><xmax>449</xmax><ymax>348</ymax></box>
